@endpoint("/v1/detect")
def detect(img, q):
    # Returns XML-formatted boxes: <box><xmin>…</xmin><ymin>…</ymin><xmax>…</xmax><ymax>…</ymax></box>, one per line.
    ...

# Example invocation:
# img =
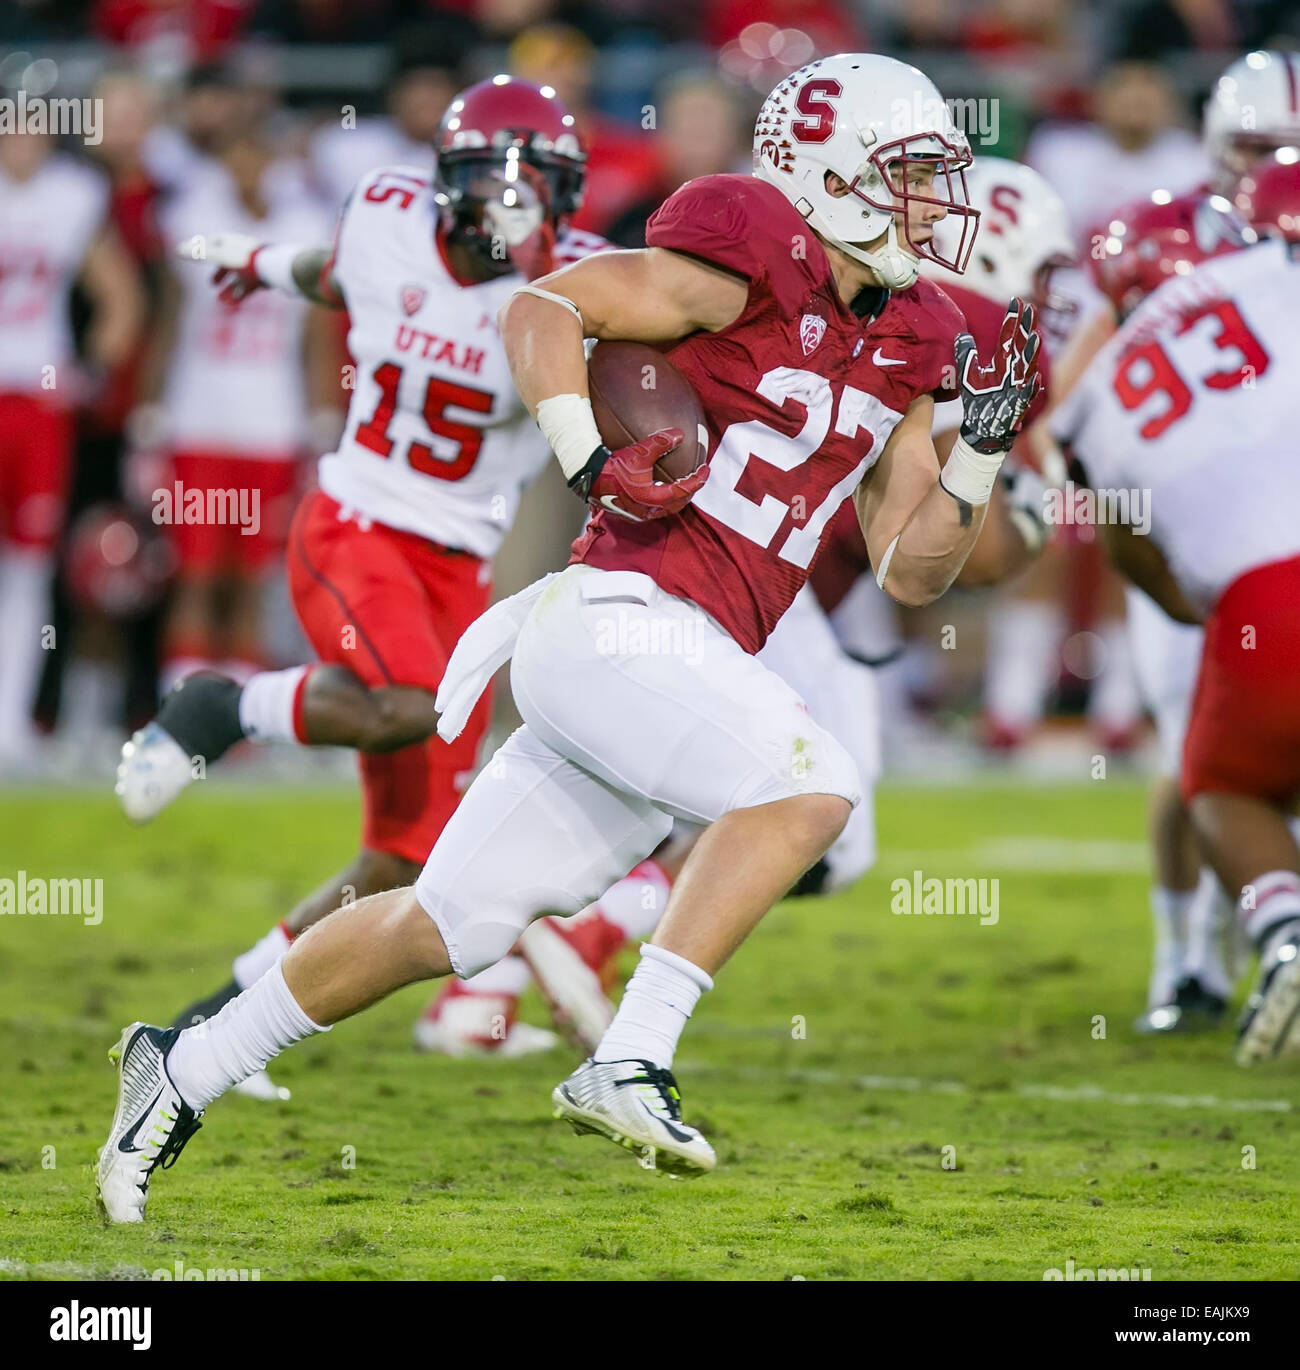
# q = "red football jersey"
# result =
<box><xmin>808</xmin><ymin>500</ymin><xmax>872</xmax><ymax>616</ymax></box>
<box><xmin>570</xmin><ymin>174</ymin><xmax>965</xmax><ymax>654</ymax></box>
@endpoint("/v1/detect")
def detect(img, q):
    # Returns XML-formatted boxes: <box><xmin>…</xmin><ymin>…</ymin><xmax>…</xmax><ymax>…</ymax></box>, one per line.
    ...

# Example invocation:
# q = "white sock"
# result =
<box><xmin>167</xmin><ymin>963</ymin><xmax>329</xmax><ymax>1109</ymax></box>
<box><xmin>591</xmin><ymin>859</ymin><xmax>672</xmax><ymax>941</ymax></box>
<box><xmin>1087</xmin><ymin>617</ymin><xmax>1143</xmax><ymax>736</ymax></box>
<box><xmin>232</xmin><ymin>922</ymin><xmax>293</xmax><ymax>989</ymax></box>
<box><xmin>59</xmin><ymin>657</ymin><xmax>124</xmax><ymax>742</ymax></box>
<box><xmin>594</xmin><ymin>944</ymin><xmax>712</xmax><ymax>1070</ymax></box>
<box><xmin>1240</xmin><ymin>871</ymin><xmax>1300</xmax><ymax>951</ymax></box>
<box><xmin>464</xmin><ymin>955</ymin><xmax>532</xmax><ymax>997</ymax></box>
<box><xmin>1148</xmin><ymin>885</ymin><xmax>1193</xmax><ymax>1008</ymax></box>
<box><xmin>983</xmin><ymin>599</ymin><xmax>1061</xmax><ymax>730</ymax></box>
<box><xmin>238</xmin><ymin>665</ymin><xmax>309</xmax><ymax>743</ymax></box>
<box><xmin>1182</xmin><ymin>867</ymin><xmax>1232</xmax><ymax>997</ymax></box>
<box><xmin>0</xmin><ymin>549</ymin><xmax>52</xmax><ymax>756</ymax></box>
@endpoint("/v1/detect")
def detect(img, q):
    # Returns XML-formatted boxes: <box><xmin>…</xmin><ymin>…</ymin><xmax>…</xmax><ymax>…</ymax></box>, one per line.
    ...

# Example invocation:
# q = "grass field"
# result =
<box><xmin>2</xmin><ymin>779</ymin><xmax>1298</xmax><ymax>1281</ymax></box>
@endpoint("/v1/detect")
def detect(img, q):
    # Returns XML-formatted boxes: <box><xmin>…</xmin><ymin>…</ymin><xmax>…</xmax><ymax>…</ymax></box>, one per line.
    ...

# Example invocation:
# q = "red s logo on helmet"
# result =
<box><xmin>791</xmin><ymin>79</ymin><xmax>842</xmax><ymax>144</ymax></box>
<box><xmin>986</xmin><ymin>184</ymin><xmax>1023</xmax><ymax>234</ymax></box>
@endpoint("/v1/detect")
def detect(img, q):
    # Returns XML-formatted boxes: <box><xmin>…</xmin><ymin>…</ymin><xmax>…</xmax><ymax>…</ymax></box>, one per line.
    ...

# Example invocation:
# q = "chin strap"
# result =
<box><xmin>856</xmin><ymin>221</ymin><xmax>920</xmax><ymax>291</ymax></box>
<box><xmin>823</xmin><ymin>218</ymin><xmax>920</xmax><ymax>291</ymax></box>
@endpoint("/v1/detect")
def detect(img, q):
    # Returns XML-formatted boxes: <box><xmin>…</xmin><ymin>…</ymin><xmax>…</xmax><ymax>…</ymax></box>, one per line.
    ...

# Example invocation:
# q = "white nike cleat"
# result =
<box><xmin>231</xmin><ymin>1068</ymin><xmax>291</xmax><ymax>1101</ymax></box>
<box><xmin>1236</xmin><ymin>929</ymin><xmax>1300</xmax><ymax>1065</ymax></box>
<box><xmin>518</xmin><ymin>918</ymin><xmax>615</xmax><ymax>1055</ymax></box>
<box><xmin>115</xmin><ymin>722</ymin><xmax>195</xmax><ymax>823</ymax></box>
<box><xmin>551</xmin><ymin>1058</ymin><xmax>715</xmax><ymax>1176</ymax></box>
<box><xmin>97</xmin><ymin>1022</ymin><xmax>203</xmax><ymax>1223</ymax></box>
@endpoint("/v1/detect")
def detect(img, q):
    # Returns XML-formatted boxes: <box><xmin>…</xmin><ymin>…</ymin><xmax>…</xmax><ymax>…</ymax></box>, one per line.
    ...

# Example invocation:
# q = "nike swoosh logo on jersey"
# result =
<box><xmin>873</xmin><ymin>347</ymin><xmax>905</xmax><ymax>367</ymax></box>
<box><xmin>118</xmin><ymin>1088</ymin><xmax>164</xmax><ymax>1154</ymax></box>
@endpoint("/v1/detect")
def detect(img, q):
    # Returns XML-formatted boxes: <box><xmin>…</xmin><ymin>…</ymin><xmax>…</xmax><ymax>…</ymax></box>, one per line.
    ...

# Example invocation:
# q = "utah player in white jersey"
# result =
<box><xmin>150</xmin><ymin>119</ymin><xmax>339</xmax><ymax>691</ymax></box>
<box><xmin>1075</xmin><ymin>188</ymin><xmax>1255</xmax><ymax>1033</ymax></box>
<box><xmin>115</xmin><ymin>78</ymin><xmax>669</xmax><ymax>1074</ymax></box>
<box><xmin>1052</xmin><ymin>156</ymin><xmax>1300</xmax><ymax>1065</ymax></box>
<box><xmin>97</xmin><ymin>53</ymin><xmax>1045</xmax><ymax>1220</ymax></box>
<box><xmin>0</xmin><ymin>129</ymin><xmax>143</xmax><ymax>768</ymax></box>
<box><xmin>1036</xmin><ymin>50</ymin><xmax>1300</xmax><ymax>1034</ymax></box>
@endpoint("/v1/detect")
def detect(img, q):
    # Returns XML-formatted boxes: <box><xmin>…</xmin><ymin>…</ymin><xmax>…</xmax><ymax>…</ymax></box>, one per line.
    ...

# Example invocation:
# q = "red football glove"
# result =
<box><xmin>954</xmin><ymin>297</ymin><xmax>1043</xmax><ymax>455</ymax></box>
<box><xmin>175</xmin><ymin>232</ymin><xmax>268</xmax><ymax>306</ymax></box>
<box><xmin>212</xmin><ymin>249</ymin><xmax>266</xmax><ymax>305</ymax></box>
<box><xmin>573</xmin><ymin>428</ymin><xmax>708</xmax><ymax>521</ymax></box>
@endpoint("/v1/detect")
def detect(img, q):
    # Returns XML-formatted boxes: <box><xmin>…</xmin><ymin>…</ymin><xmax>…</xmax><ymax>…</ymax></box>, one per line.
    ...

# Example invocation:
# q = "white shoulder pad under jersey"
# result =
<box><xmin>318</xmin><ymin>166</ymin><xmax>551</xmax><ymax>558</ymax></box>
<box><xmin>1052</xmin><ymin>238</ymin><xmax>1300</xmax><ymax>612</ymax></box>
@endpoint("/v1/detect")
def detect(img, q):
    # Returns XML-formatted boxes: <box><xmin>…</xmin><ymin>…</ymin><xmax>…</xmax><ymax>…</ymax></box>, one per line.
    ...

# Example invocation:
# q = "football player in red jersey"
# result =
<box><xmin>114</xmin><ymin>77</ymin><xmax>656</xmax><ymax>1082</ymax></box>
<box><xmin>98</xmin><ymin>53</ymin><xmax>1043</xmax><ymax>1219</ymax></box>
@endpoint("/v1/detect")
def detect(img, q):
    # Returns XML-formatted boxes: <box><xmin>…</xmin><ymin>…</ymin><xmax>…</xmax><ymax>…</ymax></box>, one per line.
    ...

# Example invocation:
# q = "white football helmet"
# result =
<box><xmin>924</xmin><ymin>156</ymin><xmax>1076</xmax><ymax>305</ymax></box>
<box><xmin>1204</xmin><ymin>50</ymin><xmax>1300</xmax><ymax>190</ymax></box>
<box><xmin>753</xmin><ymin>53</ymin><xmax>978</xmax><ymax>290</ymax></box>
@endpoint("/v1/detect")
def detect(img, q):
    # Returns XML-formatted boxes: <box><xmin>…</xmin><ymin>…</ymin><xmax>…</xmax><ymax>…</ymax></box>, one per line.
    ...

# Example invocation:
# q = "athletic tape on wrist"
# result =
<box><xmin>940</xmin><ymin>435</ymin><xmax>1006</xmax><ymax>506</ymax></box>
<box><xmin>536</xmin><ymin>393</ymin><xmax>605</xmax><ymax>483</ymax></box>
<box><xmin>253</xmin><ymin>242</ymin><xmax>305</xmax><ymax>295</ymax></box>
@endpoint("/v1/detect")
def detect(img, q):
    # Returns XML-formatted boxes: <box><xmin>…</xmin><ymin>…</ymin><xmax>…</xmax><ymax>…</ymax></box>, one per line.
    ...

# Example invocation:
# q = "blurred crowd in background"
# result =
<box><xmin>0</xmin><ymin>0</ymin><xmax>1297</xmax><ymax>776</ymax></box>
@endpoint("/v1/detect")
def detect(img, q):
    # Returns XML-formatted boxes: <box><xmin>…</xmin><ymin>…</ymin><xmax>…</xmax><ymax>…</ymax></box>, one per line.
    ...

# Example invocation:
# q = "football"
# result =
<box><xmin>586</xmin><ymin>340</ymin><xmax>709</xmax><ymax>481</ymax></box>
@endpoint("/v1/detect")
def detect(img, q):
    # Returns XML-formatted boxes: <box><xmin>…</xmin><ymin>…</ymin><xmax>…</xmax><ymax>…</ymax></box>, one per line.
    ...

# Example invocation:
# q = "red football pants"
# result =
<box><xmin>287</xmin><ymin>489</ymin><xmax>492</xmax><ymax>863</ymax></box>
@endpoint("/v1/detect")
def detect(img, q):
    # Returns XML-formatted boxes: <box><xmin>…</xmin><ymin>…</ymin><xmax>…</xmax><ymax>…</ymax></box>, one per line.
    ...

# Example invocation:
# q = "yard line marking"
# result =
<box><xmin>881</xmin><ymin>837</ymin><xmax>1150</xmax><ymax>874</ymax></box>
<box><xmin>682</xmin><ymin>1063</ymin><xmax>1292</xmax><ymax>1113</ymax></box>
<box><xmin>0</xmin><ymin>1257</ymin><xmax>152</xmax><ymax>1280</ymax></box>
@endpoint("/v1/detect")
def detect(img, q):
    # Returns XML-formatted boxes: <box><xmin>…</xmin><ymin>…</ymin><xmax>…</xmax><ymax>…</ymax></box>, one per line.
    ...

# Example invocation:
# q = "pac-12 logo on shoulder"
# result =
<box><xmin>800</xmin><ymin>313</ymin><xmax>826</xmax><ymax>356</ymax></box>
<box><xmin>400</xmin><ymin>284</ymin><xmax>426</xmax><ymax>317</ymax></box>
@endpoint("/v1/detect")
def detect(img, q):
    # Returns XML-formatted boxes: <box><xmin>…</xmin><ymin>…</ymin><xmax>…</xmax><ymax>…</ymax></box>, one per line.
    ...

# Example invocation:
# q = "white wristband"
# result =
<box><xmin>939</xmin><ymin>436</ymin><xmax>1007</xmax><ymax>506</ymax></box>
<box><xmin>253</xmin><ymin>242</ymin><xmax>305</xmax><ymax>295</ymax></box>
<box><xmin>536</xmin><ymin>393</ymin><xmax>604</xmax><ymax>482</ymax></box>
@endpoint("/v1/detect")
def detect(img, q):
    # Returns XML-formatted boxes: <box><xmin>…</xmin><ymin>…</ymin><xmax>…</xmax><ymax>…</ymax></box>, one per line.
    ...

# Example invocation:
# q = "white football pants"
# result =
<box><xmin>416</xmin><ymin>565</ymin><xmax>860</xmax><ymax>976</ymax></box>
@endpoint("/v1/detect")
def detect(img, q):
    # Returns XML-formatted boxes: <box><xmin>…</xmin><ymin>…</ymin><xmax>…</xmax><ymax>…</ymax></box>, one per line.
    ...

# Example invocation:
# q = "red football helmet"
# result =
<box><xmin>1231</xmin><ymin>151</ymin><xmax>1300</xmax><ymax>243</ymax></box>
<box><xmin>434</xmin><ymin>76</ymin><xmax>586</xmax><ymax>278</ymax></box>
<box><xmin>1089</xmin><ymin>190</ymin><xmax>1257</xmax><ymax>320</ymax></box>
<box><xmin>63</xmin><ymin>504</ymin><xmax>174</xmax><ymax>620</ymax></box>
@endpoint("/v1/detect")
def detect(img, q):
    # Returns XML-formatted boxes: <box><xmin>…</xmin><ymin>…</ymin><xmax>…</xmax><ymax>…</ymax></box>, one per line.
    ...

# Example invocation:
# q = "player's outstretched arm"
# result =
<box><xmin>499</xmin><ymin>248</ymin><xmax>747</xmax><ymax>519</ymax></box>
<box><xmin>175</xmin><ymin>234</ymin><xmax>344</xmax><ymax>309</ymax></box>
